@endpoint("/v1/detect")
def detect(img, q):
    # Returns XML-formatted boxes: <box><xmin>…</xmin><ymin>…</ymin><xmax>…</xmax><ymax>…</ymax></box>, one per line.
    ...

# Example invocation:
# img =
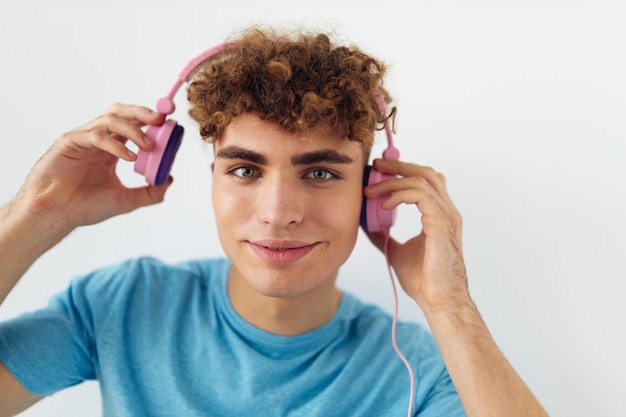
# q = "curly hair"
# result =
<box><xmin>186</xmin><ymin>27</ymin><xmax>393</xmax><ymax>152</ymax></box>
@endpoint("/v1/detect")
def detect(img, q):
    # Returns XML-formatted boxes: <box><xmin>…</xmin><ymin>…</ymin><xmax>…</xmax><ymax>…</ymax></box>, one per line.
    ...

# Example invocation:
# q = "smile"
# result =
<box><xmin>248</xmin><ymin>240</ymin><xmax>318</xmax><ymax>264</ymax></box>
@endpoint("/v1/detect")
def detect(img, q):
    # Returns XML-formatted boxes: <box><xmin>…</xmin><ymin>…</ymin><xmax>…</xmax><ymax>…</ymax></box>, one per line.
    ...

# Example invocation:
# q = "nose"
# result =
<box><xmin>257</xmin><ymin>174</ymin><xmax>305</xmax><ymax>227</ymax></box>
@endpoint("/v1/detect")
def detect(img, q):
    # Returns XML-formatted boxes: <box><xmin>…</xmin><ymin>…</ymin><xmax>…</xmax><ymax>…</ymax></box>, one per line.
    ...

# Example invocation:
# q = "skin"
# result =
<box><xmin>0</xmin><ymin>104</ymin><xmax>548</xmax><ymax>416</ymax></box>
<box><xmin>212</xmin><ymin>114</ymin><xmax>364</xmax><ymax>335</ymax></box>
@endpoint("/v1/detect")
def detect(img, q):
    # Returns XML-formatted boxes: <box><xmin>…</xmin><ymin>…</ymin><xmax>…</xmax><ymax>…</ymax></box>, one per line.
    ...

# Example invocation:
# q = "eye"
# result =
<box><xmin>306</xmin><ymin>169</ymin><xmax>335</xmax><ymax>181</ymax></box>
<box><xmin>232</xmin><ymin>166</ymin><xmax>258</xmax><ymax>178</ymax></box>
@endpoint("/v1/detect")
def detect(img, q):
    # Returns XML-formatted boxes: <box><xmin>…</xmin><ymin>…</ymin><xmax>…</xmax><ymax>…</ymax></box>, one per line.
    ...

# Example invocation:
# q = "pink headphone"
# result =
<box><xmin>134</xmin><ymin>42</ymin><xmax>400</xmax><ymax>233</ymax></box>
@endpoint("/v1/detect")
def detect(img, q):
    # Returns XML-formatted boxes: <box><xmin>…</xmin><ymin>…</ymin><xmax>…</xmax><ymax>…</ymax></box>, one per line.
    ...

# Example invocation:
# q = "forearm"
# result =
<box><xmin>425</xmin><ymin>302</ymin><xmax>548</xmax><ymax>417</ymax></box>
<box><xmin>0</xmin><ymin>198</ymin><xmax>71</xmax><ymax>305</ymax></box>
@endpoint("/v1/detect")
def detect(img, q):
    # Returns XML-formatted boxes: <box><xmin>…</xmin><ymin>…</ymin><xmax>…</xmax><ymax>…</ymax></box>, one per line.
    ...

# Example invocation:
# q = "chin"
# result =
<box><xmin>238</xmin><ymin>259</ymin><xmax>336</xmax><ymax>299</ymax></box>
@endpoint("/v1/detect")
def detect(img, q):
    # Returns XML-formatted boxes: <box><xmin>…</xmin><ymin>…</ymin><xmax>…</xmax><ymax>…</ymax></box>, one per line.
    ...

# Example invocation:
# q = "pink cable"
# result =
<box><xmin>383</xmin><ymin>229</ymin><xmax>415</xmax><ymax>417</ymax></box>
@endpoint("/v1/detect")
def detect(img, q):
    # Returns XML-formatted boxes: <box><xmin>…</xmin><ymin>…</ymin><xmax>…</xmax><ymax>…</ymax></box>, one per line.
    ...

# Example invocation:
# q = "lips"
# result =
<box><xmin>248</xmin><ymin>239</ymin><xmax>318</xmax><ymax>264</ymax></box>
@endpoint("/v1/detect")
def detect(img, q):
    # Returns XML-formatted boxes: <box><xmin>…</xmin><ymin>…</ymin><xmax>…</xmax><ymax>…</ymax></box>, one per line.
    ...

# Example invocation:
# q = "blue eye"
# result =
<box><xmin>233</xmin><ymin>166</ymin><xmax>257</xmax><ymax>178</ymax></box>
<box><xmin>307</xmin><ymin>169</ymin><xmax>334</xmax><ymax>180</ymax></box>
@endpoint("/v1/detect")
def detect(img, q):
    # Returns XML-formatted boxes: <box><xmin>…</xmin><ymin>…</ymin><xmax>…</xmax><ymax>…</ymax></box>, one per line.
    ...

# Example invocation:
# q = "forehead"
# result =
<box><xmin>215</xmin><ymin>114</ymin><xmax>366</xmax><ymax>163</ymax></box>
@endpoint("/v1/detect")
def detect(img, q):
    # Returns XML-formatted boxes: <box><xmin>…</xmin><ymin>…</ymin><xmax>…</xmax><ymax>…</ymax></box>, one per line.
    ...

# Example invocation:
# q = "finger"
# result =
<box><xmin>77</xmin><ymin>104</ymin><xmax>163</xmax><ymax>130</ymax></box>
<box><xmin>364</xmin><ymin>229</ymin><xmax>402</xmax><ymax>255</ymax></box>
<box><xmin>85</xmin><ymin>113</ymin><xmax>155</xmax><ymax>152</ymax></box>
<box><xmin>104</xmin><ymin>103</ymin><xmax>165</xmax><ymax>127</ymax></box>
<box><xmin>381</xmin><ymin>183</ymin><xmax>448</xmax><ymax>214</ymax></box>
<box><xmin>371</xmin><ymin>159</ymin><xmax>450</xmax><ymax>201</ymax></box>
<box><xmin>61</xmin><ymin>129</ymin><xmax>137</xmax><ymax>162</ymax></box>
<box><xmin>120</xmin><ymin>176</ymin><xmax>174</xmax><ymax>213</ymax></box>
<box><xmin>365</xmin><ymin>175</ymin><xmax>449</xmax><ymax>213</ymax></box>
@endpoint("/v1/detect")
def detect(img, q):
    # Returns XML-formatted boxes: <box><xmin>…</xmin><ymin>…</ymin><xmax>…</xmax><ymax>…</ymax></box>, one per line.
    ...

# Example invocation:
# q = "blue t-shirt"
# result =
<box><xmin>0</xmin><ymin>257</ymin><xmax>465</xmax><ymax>416</ymax></box>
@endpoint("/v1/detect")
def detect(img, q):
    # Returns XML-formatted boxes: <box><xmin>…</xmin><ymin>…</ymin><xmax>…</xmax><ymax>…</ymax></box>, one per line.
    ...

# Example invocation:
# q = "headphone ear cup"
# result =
<box><xmin>361</xmin><ymin>165</ymin><xmax>396</xmax><ymax>232</ymax></box>
<box><xmin>134</xmin><ymin>119</ymin><xmax>184</xmax><ymax>185</ymax></box>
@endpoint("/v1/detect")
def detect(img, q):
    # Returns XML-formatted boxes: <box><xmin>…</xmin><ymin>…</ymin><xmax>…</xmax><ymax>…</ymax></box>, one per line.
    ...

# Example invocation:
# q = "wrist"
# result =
<box><xmin>3</xmin><ymin>194</ymin><xmax>73</xmax><ymax>248</ymax></box>
<box><xmin>421</xmin><ymin>294</ymin><xmax>486</xmax><ymax>336</ymax></box>
<box><xmin>0</xmin><ymin>198</ymin><xmax>72</xmax><ymax>304</ymax></box>
<box><xmin>415</xmin><ymin>285</ymin><xmax>476</xmax><ymax>319</ymax></box>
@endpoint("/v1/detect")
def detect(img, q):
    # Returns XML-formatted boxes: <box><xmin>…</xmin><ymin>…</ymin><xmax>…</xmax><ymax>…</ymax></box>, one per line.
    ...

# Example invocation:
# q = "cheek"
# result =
<box><xmin>321</xmin><ymin>200</ymin><xmax>362</xmax><ymax>268</ymax></box>
<box><xmin>317</xmin><ymin>185</ymin><xmax>363</xmax><ymax>237</ymax></box>
<box><xmin>212</xmin><ymin>184</ymin><xmax>253</xmax><ymax>232</ymax></box>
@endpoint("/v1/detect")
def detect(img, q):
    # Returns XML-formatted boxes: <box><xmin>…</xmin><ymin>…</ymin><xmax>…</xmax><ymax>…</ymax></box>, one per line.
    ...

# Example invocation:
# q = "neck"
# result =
<box><xmin>227</xmin><ymin>266</ymin><xmax>343</xmax><ymax>336</ymax></box>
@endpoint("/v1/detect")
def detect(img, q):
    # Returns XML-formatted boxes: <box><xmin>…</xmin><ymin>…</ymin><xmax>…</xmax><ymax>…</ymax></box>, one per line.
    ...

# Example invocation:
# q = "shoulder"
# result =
<box><xmin>62</xmin><ymin>256</ymin><xmax>231</xmax><ymax>310</ymax></box>
<box><xmin>340</xmin><ymin>293</ymin><xmax>444</xmax><ymax>370</ymax></box>
<box><xmin>338</xmin><ymin>295</ymin><xmax>462</xmax><ymax>412</ymax></box>
<box><xmin>79</xmin><ymin>256</ymin><xmax>227</xmax><ymax>277</ymax></box>
<box><xmin>342</xmin><ymin>293</ymin><xmax>434</xmax><ymax>344</ymax></box>
<box><xmin>72</xmin><ymin>256</ymin><xmax>229</xmax><ymax>286</ymax></box>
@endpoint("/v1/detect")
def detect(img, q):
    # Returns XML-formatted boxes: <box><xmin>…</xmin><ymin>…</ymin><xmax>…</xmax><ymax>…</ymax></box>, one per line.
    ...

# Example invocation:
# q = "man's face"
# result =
<box><xmin>212</xmin><ymin>114</ymin><xmax>365</xmax><ymax>298</ymax></box>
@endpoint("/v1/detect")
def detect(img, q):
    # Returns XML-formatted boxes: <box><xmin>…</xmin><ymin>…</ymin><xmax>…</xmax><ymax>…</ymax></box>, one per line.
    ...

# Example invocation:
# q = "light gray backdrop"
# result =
<box><xmin>1</xmin><ymin>1</ymin><xmax>624</xmax><ymax>416</ymax></box>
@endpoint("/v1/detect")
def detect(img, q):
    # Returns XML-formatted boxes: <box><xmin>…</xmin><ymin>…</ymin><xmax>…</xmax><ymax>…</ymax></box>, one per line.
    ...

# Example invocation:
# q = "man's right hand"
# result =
<box><xmin>16</xmin><ymin>103</ymin><xmax>172</xmax><ymax>233</ymax></box>
<box><xmin>0</xmin><ymin>104</ymin><xmax>173</xmax><ymax>306</ymax></box>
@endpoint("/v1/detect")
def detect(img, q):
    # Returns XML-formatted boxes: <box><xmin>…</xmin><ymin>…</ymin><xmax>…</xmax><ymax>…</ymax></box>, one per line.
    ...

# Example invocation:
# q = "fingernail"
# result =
<box><xmin>151</xmin><ymin>110</ymin><xmax>165</xmax><ymax>119</ymax></box>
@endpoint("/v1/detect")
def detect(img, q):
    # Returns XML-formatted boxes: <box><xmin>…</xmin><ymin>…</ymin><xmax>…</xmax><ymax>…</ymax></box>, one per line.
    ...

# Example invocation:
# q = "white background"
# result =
<box><xmin>1</xmin><ymin>1</ymin><xmax>625</xmax><ymax>416</ymax></box>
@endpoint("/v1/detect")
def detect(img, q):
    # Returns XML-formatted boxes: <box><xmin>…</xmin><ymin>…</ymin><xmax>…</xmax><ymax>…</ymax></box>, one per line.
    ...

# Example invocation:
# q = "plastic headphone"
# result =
<box><xmin>361</xmin><ymin>94</ymin><xmax>400</xmax><ymax>232</ymax></box>
<box><xmin>134</xmin><ymin>42</ymin><xmax>400</xmax><ymax>233</ymax></box>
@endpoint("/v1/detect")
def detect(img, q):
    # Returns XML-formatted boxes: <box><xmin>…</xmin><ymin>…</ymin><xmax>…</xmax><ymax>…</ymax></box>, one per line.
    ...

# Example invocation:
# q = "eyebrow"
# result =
<box><xmin>216</xmin><ymin>146</ymin><xmax>354</xmax><ymax>166</ymax></box>
<box><xmin>291</xmin><ymin>149</ymin><xmax>354</xmax><ymax>165</ymax></box>
<box><xmin>216</xmin><ymin>146</ymin><xmax>268</xmax><ymax>165</ymax></box>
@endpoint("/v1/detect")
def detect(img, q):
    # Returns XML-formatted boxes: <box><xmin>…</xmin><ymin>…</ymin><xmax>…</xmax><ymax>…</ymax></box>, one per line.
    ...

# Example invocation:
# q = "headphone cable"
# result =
<box><xmin>383</xmin><ymin>229</ymin><xmax>416</xmax><ymax>417</ymax></box>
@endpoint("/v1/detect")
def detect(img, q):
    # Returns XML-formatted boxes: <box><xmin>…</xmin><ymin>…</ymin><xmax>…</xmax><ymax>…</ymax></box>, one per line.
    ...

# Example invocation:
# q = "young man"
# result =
<box><xmin>0</xmin><ymin>28</ymin><xmax>547</xmax><ymax>416</ymax></box>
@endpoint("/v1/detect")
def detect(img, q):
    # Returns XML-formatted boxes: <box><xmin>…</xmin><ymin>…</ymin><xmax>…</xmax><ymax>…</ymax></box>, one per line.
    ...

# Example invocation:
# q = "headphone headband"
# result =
<box><xmin>156</xmin><ymin>42</ymin><xmax>235</xmax><ymax>115</ymax></box>
<box><xmin>155</xmin><ymin>41</ymin><xmax>399</xmax><ymax>160</ymax></box>
<box><xmin>374</xmin><ymin>93</ymin><xmax>400</xmax><ymax>160</ymax></box>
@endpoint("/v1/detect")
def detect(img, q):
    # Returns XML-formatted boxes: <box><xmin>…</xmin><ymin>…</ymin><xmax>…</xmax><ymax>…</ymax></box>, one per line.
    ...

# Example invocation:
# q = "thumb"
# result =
<box><xmin>364</xmin><ymin>230</ymin><xmax>399</xmax><ymax>257</ymax></box>
<box><xmin>123</xmin><ymin>176</ymin><xmax>174</xmax><ymax>212</ymax></box>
